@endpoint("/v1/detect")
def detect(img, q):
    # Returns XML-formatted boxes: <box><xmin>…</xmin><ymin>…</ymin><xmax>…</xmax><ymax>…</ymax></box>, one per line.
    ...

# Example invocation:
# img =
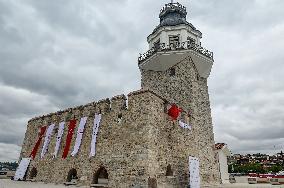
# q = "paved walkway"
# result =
<box><xmin>204</xmin><ymin>183</ymin><xmax>284</xmax><ymax>188</ymax></box>
<box><xmin>0</xmin><ymin>179</ymin><xmax>284</xmax><ymax>188</ymax></box>
<box><xmin>0</xmin><ymin>180</ymin><xmax>71</xmax><ymax>188</ymax></box>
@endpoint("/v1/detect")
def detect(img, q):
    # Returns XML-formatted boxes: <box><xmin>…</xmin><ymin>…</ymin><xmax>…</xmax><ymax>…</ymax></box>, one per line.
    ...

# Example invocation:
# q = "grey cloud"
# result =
<box><xmin>189</xmin><ymin>0</ymin><xmax>284</xmax><ymax>33</ymax></box>
<box><xmin>0</xmin><ymin>84</ymin><xmax>58</xmax><ymax>116</ymax></box>
<box><xmin>0</xmin><ymin>143</ymin><xmax>21</xmax><ymax>162</ymax></box>
<box><xmin>0</xmin><ymin>0</ymin><xmax>283</xmax><ymax>161</ymax></box>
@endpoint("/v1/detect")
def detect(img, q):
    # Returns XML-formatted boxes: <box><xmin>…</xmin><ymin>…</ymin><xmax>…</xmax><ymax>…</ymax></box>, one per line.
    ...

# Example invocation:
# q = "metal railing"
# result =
<box><xmin>138</xmin><ymin>41</ymin><xmax>214</xmax><ymax>64</ymax></box>
<box><xmin>160</xmin><ymin>2</ymin><xmax>186</xmax><ymax>14</ymax></box>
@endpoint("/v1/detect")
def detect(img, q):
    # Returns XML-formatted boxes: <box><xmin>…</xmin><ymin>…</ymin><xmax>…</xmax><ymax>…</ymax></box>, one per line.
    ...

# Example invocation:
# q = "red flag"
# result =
<box><xmin>30</xmin><ymin>126</ymin><xmax>47</xmax><ymax>159</ymax></box>
<box><xmin>167</xmin><ymin>104</ymin><xmax>183</xmax><ymax>120</ymax></box>
<box><xmin>62</xmin><ymin>119</ymin><xmax>77</xmax><ymax>159</ymax></box>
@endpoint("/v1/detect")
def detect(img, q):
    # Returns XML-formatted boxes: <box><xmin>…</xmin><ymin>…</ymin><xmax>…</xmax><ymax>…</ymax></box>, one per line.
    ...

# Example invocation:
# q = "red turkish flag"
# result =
<box><xmin>167</xmin><ymin>104</ymin><xmax>183</xmax><ymax>120</ymax></box>
<box><xmin>62</xmin><ymin>119</ymin><xmax>77</xmax><ymax>159</ymax></box>
<box><xmin>30</xmin><ymin>126</ymin><xmax>47</xmax><ymax>159</ymax></box>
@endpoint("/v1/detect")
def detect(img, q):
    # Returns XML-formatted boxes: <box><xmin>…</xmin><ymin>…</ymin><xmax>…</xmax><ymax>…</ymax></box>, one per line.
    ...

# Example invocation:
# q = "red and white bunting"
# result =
<box><xmin>90</xmin><ymin>114</ymin><xmax>102</xmax><ymax>157</ymax></box>
<box><xmin>30</xmin><ymin>126</ymin><xmax>47</xmax><ymax>159</ymax></box>
<box><xmin>167</xmin><ymin>103</ymin><xmax>183</xmax><ymax>120</ymax></box>
<box><xmin>62</xmin><ymin>119</ymin><xmax>77</xmax><ymax>159</ymax></box>
<box><xmin>53</xmin><ymin>122</ymin><xmax>65</xmax><ymax>158</ymax></box>
<box><xmin>41</xmin><ymin>124</ymin><xmax>55</xmax><ymax>158</ymax></box>
<box><xmin>179</xmin><ymin>120</ymin><xmax>192</xmax><ymax>130</ymax></box>
<box><xmin>71</xmin><ymin>117</ymin><xmax>88</xmax><ymax>156</ymax></box>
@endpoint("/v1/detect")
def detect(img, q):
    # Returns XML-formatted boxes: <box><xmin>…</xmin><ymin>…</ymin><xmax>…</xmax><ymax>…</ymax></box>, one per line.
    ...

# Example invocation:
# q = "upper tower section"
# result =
<box><xmin>149</xmin><ymin>2</ymin><xmax>202</xmax><ymax>49</ymax></box>
<box><xmin>138</xmin><ymin>2</ymin><xmax>214</xmax><ymax>79</ymax></box>
<box><xmin>159</xmin><ymin>2</ymin><xmax>187</xmax><ymax>27</ymax></box>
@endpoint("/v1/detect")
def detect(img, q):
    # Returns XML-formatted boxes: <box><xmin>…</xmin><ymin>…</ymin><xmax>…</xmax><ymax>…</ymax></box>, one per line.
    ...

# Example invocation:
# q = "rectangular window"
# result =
<box><xmin>153</xmin><ymin>39</ymin><xmax>160</xmax><ymax>50</ymax></box>
<box><xmin>169</xmin><ymin>35</ymin><xmax>179</xmax><ymax>47</ymax></box>
<box><xmin>187</xmin><ymin>37</ymin><xmax>196</xmax><ymax>44</ymax></box>
<box><xmin>169</xmin><ymin>68</ymin><xmax>175</xmax><ymax>76</ymax></box>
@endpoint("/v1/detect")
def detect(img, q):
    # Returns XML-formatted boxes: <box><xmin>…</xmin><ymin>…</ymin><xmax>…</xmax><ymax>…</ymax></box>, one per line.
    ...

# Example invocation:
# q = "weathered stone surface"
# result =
<box><xmin>141</xmin><ymin>56</ymin><xmax>220</xmax><ymax>186</ymax></box>
<box><xmin>19</xmin><ymin>55</ymin><xmax>220</xmax><ymax>187</ymax></box>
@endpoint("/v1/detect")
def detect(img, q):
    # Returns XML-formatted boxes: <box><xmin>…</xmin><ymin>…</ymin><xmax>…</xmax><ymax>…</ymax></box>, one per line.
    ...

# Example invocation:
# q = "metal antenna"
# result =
<box><xmin>171</xmin><ymin>0</ymin><xmax>174</xmax><ymax>3</ymax></box>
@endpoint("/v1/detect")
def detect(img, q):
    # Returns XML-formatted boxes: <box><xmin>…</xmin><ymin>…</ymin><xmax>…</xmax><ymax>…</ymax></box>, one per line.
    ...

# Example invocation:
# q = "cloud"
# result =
<box><xmin>0</xmin><ymin>143</ymin><xmax>21</xmax><ymax>162</ymax></box>
<box><xmin>0</xmin><ymin>0</ymin><xmax>283</xmax><ymax>161</ymax></box>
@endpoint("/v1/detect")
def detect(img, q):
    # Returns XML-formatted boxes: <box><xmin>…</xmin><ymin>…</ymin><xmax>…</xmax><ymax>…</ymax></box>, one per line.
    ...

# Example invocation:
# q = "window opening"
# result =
<box><xmin>92</xmin><ymin>167</ymin><xmax>108</xmax><ymax>185</ymax></box>
<box><xmin>166</xmin><ymin>165</ymin><xmax>173</xmax><ymax>176</ymax></box>
<box><xmin>169</xmin><ymin>35</ymin><xmax>179</xmax><ymax>48</ymax></box>
<box><xmin>169</xmin><ymin>68</ymin><xmax>175</xmax><ymax>76</ymax></box>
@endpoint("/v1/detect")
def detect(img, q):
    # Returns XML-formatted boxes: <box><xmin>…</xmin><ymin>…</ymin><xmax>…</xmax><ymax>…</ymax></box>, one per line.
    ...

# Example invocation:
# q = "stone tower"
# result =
<box><xmin>138</xmin><ymin>2</ymin><xmax>220</xmax><ymax>186</ymax></box>
<box><xmin>17</xmin><ymin>2</ymin><xmax>220</xmax><ymax>188</ymax></box>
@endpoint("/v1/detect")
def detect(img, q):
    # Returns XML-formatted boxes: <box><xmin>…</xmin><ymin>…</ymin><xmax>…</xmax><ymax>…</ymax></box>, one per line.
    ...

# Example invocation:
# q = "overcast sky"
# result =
<box><xmin>0</xmin><ymin>0</ymin><xmax>283</xmax><ymax>162</ymax></box>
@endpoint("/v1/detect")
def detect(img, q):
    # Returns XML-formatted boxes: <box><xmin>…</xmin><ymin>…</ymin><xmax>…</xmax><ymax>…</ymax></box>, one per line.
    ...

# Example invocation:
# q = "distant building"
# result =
<box><xmin>229</xmin><ymin>151</ymin><xmax>284</xmax><ymax>171</ymax></box>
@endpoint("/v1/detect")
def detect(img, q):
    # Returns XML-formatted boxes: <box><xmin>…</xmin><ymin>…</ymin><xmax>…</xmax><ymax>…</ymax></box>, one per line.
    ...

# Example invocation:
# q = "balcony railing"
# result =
<box><xmin>160</xmin><ymin>2</ymin><xmax>186</xmax><ymax>14</ymax></box>
<box><xmin>138</xmin><ymin>41</ymin><xmax>214</xmax><ymax>64</ymax></box>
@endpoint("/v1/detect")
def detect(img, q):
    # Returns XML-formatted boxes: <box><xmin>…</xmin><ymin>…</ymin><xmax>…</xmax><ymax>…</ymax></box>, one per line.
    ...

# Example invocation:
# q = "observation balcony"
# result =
<box><xmin>138</xmin><ymin>41</ymin><xmax>214</xmax><ymax>78</ymax></box>
<box><xmin>138</xmin><ymin>41</ymin><xmax>213</xmax><ymax>64</ymax></box>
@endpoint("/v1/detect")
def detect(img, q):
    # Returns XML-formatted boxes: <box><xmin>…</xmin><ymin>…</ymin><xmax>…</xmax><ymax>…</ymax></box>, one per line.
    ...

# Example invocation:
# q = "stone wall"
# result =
<box><xmin>20</xmin><ymin>90</ymin><xmax>171</xmax><ymax>187</ymax></box>
<box><xmin>141</xmin><ymin>56</ymin><xmax>221</xmax><ymax>185</ymax></box>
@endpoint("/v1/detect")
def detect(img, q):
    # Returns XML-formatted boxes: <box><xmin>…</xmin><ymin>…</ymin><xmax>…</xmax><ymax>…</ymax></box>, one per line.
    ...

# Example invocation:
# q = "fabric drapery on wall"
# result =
<box><xmin>53</xmin><ymin>122</ymin><xmax>65</xmax><ymax>158</ymax></box>
<box><xmin>189</xmin><ymin>156</ymin><xmax>200</xmax><ymax>188</ymax></box>
<box><xmin>71</xmin><ymin>117</ymin><xmax>88</xmax><ymax>156</ymax></box>
<box><xmin>40</xmin><ymin>124</ymin><xmax>55</xmax><ymax>158</ymax></box>
<box><xmin>62</xmin><ymin>119</ymin><xmax>77</xmax><ymax>159</ymax></box>
<box><xmin>90</xmin><ymin>114</ymin><xmax>102</xmax><ymax>157</ymax></box>
<box><xmin>179</xmin><ymin>120</ymin><xmax>192</xmax><ymax>130</ymax></box>
<box><xmin>14</xmin><ymin>158</ymin><xmax>31</xmax><ymax>181</ymax></box>
<box><xmin>167</xmin><ymin>104</ymin><xmax>183</xmax><ymax>120</ymax></box>
<box><xmin>30</xmin><ymin>126</ymin><xmax>47</xmax><ymax>159</ymax></box>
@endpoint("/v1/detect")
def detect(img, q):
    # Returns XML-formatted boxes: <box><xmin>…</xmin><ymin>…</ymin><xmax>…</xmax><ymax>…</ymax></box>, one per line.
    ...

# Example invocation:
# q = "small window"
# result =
<box><xmin>169</xmin><ymin>35</ymin><xmax>179</xmax><ymax>47</ymax></box>
<box><xmin>187</xmin><ymin>36</ymin><xmax>196</xmax><ymax>44</ymax></box>
<box><xmin>166</xmin><ymin>165</ymin><xmax>173</xmax><ymax>176</ymax></box>
<box><xmin>153</xmin><ymin>39</ymin><xmax>160</xmax><ymax>50</ymax></box>
<box><xmin>117</xmin><ymin>113</ymin><xmax>122</xmax><ymax>124</ymax></box>
<box><xmin>169</xmin><ymin>68</ymin><xmax>175</xmax><ymax>76</ymax></box>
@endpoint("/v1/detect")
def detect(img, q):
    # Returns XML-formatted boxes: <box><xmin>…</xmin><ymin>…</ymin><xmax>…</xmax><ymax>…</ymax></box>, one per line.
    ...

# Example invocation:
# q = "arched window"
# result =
<box><xmin>166</xmin><ymin>165</ymin><xmax>173</xmax><ymax>176</ymax></box>
<box><xmin>92</xmin><ymin>167</ymin><xmax>108</xmax><ymax>185</ymax></box>
<box><xmin>66</xmin><ymin>168</ymin><xmax>78</xmax><ymax>182</ymax></box>
<box><xmin>29</xmin><ymin>167</ymin><xmax>37</xmax><ymax>179</ymax></box>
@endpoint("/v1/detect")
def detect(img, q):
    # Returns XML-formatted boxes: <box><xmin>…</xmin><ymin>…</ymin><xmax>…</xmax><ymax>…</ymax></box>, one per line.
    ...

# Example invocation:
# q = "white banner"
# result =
<box><xmin>14</xmin><ymin>158</ymin><xmax>31</xmax><ymax>181</ymax></box>
<box><xmin>53</xmin><ymin>122</ymin><xmax>65</xmax><ymax>158</ymax></box>
<box><xmin>40</xmin><ymin>124</ymin><xmax>55</xmax><ymax>158</ymax></box>
<box><xmin>71</xmin><ymin>117</ymin><xmax>88</xmax><ymax>156</ymax></box>
<box><xmin>90</xmin><ymin>114</ymin><xmax>102</xmax><ymax>157</ymax></box>
<box><xmin>189</xmin><ymin>156</ymin><xmax>200</xmax><ymax>188</ymax></box>
<box><xmin>179</xmin><ymin>120</ymin><xmax>192</xmax><ymax>130</ymax></box>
